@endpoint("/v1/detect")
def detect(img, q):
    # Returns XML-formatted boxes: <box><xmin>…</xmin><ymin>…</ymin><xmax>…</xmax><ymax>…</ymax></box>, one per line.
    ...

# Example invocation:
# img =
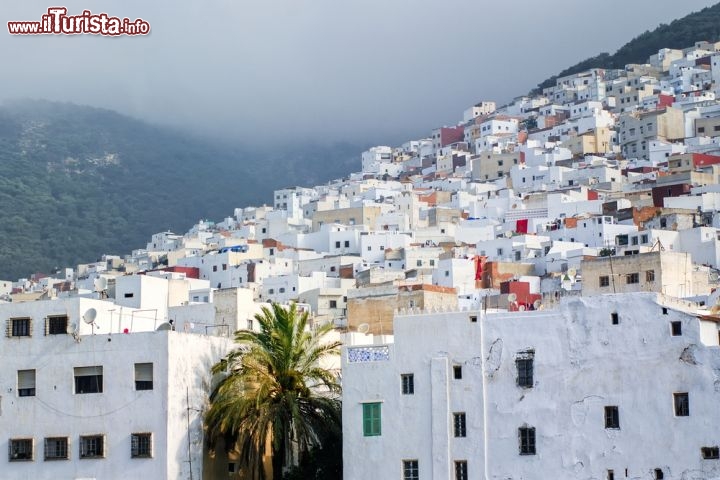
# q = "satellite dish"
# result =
<box><xmin>533</xmin><ymin>299</ymin><xmax>542</xmax><ymax>310</ymax></box>
<box><xmin>519</xmin><ymin>305</ymin><xmax>526</xmax><ymax>311</ymax></box>
<box><xmin>156</xmin><ymin>322</ymin><xmax>172</xmax><ymax>331</ymax></box>
<box><xmin>567</xmin><ymin>268</ymin><xmax>577</xmax><ymax>277</ymax></box>
<box><xmin>505</xmin><ymin>230</ymin><xmax>513</xmax><ymax>238</ymax></box>
<box><xmin>66</xmin><ymin>322</ymin><xmax>78</xmax><ymax>334</ymax></box>
<box><xmin>93</xmin><ymin>277</ymin><xmax>108</xmax><ymax>292</ymax></box>
<box><xmin>508</xmin><ymin>293</ymin><xmax>518</xmax><ymax>302</ymax></box>
<box><xmin>357</xmin><ymin>323</ymin><xmax>370</xmax><ymax>334</ymax></box>
<box><xmin>82</xmin><ymin>308</ymin><xmax>97</xmax><ymax>325</ymax></box>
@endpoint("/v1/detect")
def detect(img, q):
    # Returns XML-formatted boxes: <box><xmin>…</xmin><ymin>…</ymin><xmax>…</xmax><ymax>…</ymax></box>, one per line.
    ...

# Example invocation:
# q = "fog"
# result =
<box><xmin>2</xmin><ymin>0</ymin><xmax>717</xmax><ymax>145</ymax></box>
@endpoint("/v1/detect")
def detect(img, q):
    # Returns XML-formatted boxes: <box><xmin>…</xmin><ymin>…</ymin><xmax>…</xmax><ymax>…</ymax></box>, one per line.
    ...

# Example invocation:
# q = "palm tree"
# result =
<box><xmin>205</xmin><ymin>303</ymin><xmax>342</xmax><ymax>480</ymax></box>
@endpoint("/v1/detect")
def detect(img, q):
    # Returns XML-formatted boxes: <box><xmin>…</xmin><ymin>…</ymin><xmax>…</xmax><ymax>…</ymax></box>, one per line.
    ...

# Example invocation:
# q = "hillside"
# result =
<box><xmin>0</xmin><ymin>100</ymin><xmax>363</xmax><ymax>280</ymax></box>
<box><xmin>533</xmin><ymin>2</ymin><xmax>720</xmax><ymax>92</ymax></box>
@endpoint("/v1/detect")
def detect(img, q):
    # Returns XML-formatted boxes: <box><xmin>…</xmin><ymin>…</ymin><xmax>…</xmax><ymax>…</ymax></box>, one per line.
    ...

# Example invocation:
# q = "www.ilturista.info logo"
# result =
<box><xmin>8</xmin><ymin>7</ymin><xmax>150</xmax><ymax>36</ymax></box>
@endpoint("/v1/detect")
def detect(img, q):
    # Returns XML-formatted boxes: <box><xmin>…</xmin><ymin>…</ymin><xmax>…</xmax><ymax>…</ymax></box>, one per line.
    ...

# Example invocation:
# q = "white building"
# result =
<box><xmin>0</xmin><ymin>297</ymin><xmax>232</xmax><ymax>480</ymax></box>
<box><xmin>343</xmin><ymin>293</ymin><xmax>720</xmax><ymax>480</ymax></box>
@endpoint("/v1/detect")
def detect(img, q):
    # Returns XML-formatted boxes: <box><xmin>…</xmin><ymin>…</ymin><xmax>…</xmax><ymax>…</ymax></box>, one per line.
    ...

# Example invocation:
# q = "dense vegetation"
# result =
<box><xmin>533</xmin><ymin>2</ymin><xmax>720</xmax><ymax>92</ymax></box>
<box><xmin>0</xmin><ymin>100</ymin><xmax>363</xmax><ymax>280</ymax></box>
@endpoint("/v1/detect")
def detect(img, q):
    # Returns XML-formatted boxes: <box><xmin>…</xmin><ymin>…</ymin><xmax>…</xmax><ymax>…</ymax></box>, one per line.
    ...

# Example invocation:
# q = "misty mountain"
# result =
<box><xmin>0</xmin><ymin>100</ymin><xmax>364</xmax><ymax>280</ymax></box>
<box><xmin>533</xmin><ymin>2</ymin><xmax>720</xmax><ymax>92</ymax></box>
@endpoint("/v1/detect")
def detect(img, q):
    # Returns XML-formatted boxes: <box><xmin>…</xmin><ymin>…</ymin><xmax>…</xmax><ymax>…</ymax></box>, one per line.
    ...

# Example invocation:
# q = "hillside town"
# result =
<box><xmin>4</xmin><ymin>40</ymin><xmax>720</xmax><ymax>479</ymax></box>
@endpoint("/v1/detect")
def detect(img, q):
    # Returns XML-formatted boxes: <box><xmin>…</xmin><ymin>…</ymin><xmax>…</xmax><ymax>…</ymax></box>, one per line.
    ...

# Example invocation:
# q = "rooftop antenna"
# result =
<box><xmin>83</xmin><ymin>308</ymin><xmax>97</xmax><ymax>335</ymax></box>
<box><xmin>66</xmin><ymin>322</ymin><xmax>80</xmax><ymax>342</ymax></box>
<box><xmin>357</xmin><ymin>323</ymin><xmax>370</xmax><ymax>334</ymax></box>
<box><xmin>93</xmin><ymin>277</ymin><xmax>108</xmax><ymax>299</ymax></box>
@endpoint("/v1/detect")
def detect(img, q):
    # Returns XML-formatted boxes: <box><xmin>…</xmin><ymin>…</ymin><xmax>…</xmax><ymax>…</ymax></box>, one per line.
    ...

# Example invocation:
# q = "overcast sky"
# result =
<box><xmin>2</xmin><ymin>0</ymin><xmax>718</xmax><ymax>145</ymax></box>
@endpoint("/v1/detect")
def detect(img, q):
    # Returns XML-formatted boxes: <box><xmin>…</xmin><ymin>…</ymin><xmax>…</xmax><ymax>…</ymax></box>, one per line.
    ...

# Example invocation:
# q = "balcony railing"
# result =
<box><xmin>347</xmin><ymin>345</ymin><xmax>390</xmax><ymax>363</ymax></box>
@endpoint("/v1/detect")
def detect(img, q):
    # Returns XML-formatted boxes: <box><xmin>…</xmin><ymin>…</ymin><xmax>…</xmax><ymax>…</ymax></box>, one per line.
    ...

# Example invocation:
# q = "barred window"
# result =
<box><xmin>518</xmin><ymin>427</ymin><xmax>536</xmax><ymax>455</ymax></box>
<box><xmin>6</xmin><ymin>317</ymin><xmax>32</xmax><ymax>337</ymax></box>
<box><xmin>131</xmin><ymin>433</ymin><xmax>152</xmax><ymax>458</ymax></box>
<box><xmin>9</xmin><ymin>438</ymin><xmax>33</xmax><ymax>461</ymax></box>
<box><xmin>79</xmin><ymin>435</ymin><xmax>104</xmax><ymax>459</ymax></box>
<box><xmin>516</xmin><ymin>350</ymin><xmax>534</xmax><ymax>388</ymax></box>
<box><xmin>403</xmin><ymin>459</ymin><xmax>419</xmax><ymax>480</ymax></box>
<box><xmin>453</xmin><ymin>412</ymin><xmax>467</xmax><ymax>437</ymax></box>
<box><xmin>401</xmin><ymin>374</ymin><xmax>414</xmax><ymax>395</ymax></box>
<box><xmin>46</xmin><ymin>315</ymin><xmax>68</xmax><ymax>335</ymax></box>
<box><xmin>44</xmin><ymin>437</ymin><xmax>68</xmax><ymax>460</ymax></box>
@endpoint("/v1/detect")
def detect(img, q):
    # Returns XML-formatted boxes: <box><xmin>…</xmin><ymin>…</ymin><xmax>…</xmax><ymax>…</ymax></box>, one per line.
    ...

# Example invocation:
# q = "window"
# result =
<box><xmin>131</xmin><ymin>433</ymin><xmax>152</xmax><ymax>458</ymax></box>
<box><xmin>655</xmin><ymin>468</ymin><xmax>664</xmax><ymax>479</ymax></box>
<box><xmin>344</xmin><ymin>241</ymin><xmax>350</xmax><ymax>248</ymax></box>
<box><xmin>416</xmin><ymin>260</ymin><xmax>423</xmax><ymax>267</ymax></box>
<box><xmin>7</xmin><ymin>317</ymin><xmax>31</xmax><ymax>337</ymax></box>
<box><xmin>74</xmin><ymin>366</ymin><xmax>103</xmax><ymax>394</ymax></box>
<box><xmin>454</xmin><ymin>460</ymin><xmax>468</xmax><ymax>480</ymax></box>
<box><xmin>213</xmin><ymin>265</ymin><xmax>218</xmax><ymax>272</ymax></box>
<box><xmin>674</xmin><ymin>392</ymin><xmax>689</xmax><ymax>416</ymax></box>
<box><xmin>641</xmin><ymin>234</ymin><xmax>649</xmax><ymax>243</ymax></box>
<box><xmin>222</xmin><ymin>264</ymin><xmax>227</xmax><ymax>271</ymax></box>
<box><xmin>453</xmin><ymin>365</ymin><xmax>462</xmax><ymax>379</ymax></box>
<box><xmin>430</xmin><ymin>259</ymin><xmax>435</xmax><ymax>266</ymax></box>
<box><xmin>9</xmin><ymin>438</ymin><xmax>33</xmax><ymax>461</ymax></box>
<box><xmin>626</xmin><ymin>273</ymin><xmax>639</xmax><ymax>284</ymax></box>
<box><xmin>135</xmin><ymin>363</ymin><xmax>153</xmax><ymax>390</ymax></box>
<box><xmin>329</xmin><ymin>300</ymin><xmax>337</xmax><ymax>309</ymax></box>
<box><xmin>671</xmin><ymin>321</ymin><xmax>682</xmax><ymax>336</ymax></box>
<box><xmin>401</xmin><ymin>374</ymin><xmax>414</xmax><ymax>395</ymax></box>
<box><xmin>470</xmin><ymin>315</ymin><xmax>477</xmax><ymax>323</ymax></box>
<box><xmin>362</xmin><ymin>402</ymin><xmax>381</xmax><ymax>436</ymax></box>
<box><xmin>79</xmin><ymin>435</ymin><xmax>105</xmax><ymax>458</ymax></box>
<box><xmin>605</xmin><ymin>406</ymin><xmax>620</xmax><ymax>429</ymax></box>
<box><xmin>453</xmin><ymin>413</ymin><xmax>467</xmax><ymax>437</ymax></box>
<box><xmin>646</xmin><ymin>270</ymin><xmax>655</xmax><ymax>282</ymax></box>
<box><xmin>702</xmin><ymin>446</ymin><xmax>720</xmax><ymax>459</ymax></box>
<box><xmin>335</xmin><ymin>241</ymin><xmax>341</xmax><ymax>248</ymax></box>
<box><xmin>44</xmin><ymin>437</ymin><xmax>68</xmax><ymax>460</ymax></box>
<box><xmin>47</xmin><ymin>315</ymin><xmax>68</xmax><ymax>335</ymax></box>
<box><xmin>518</xmin><ymin>427</ymin><xmax>536</xmax><ymax>455</ymax></box>
<box><xmin>608</xmin><ymin>470</ymin><xmax>615</xmax><ymax>480</ymax></box>
<box><xmin>599</xmin><ymin>276</ymin><xmax>610</xmax><ymax>287</ymax></box>
<box><xmin>516</xmin><ymin>350</ymin><xmax>534</xmax><ymax>388</ymax></box>
<box><xmin>611</xmin><ymin>312</ymin><xmax>619</xmax><ymax>325</ymax></box>
<box><xmin>279</xmin><ymin>288</ymin><xmax>285</xmax><ymax>293</ymax></box>
<box><xmin>18</xmin><ymin>369</ymin><xmax>36</xmax><ymax>397</ymax></box>
<box><xmin>662</xmin><ymin>307</ymin><xmax>668</xmax><ymax>315</ymax></box>
<box><xmin>403</xmin><ymin>459</ymin><xmax>419</xmax><ymax>480</ymax></box>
